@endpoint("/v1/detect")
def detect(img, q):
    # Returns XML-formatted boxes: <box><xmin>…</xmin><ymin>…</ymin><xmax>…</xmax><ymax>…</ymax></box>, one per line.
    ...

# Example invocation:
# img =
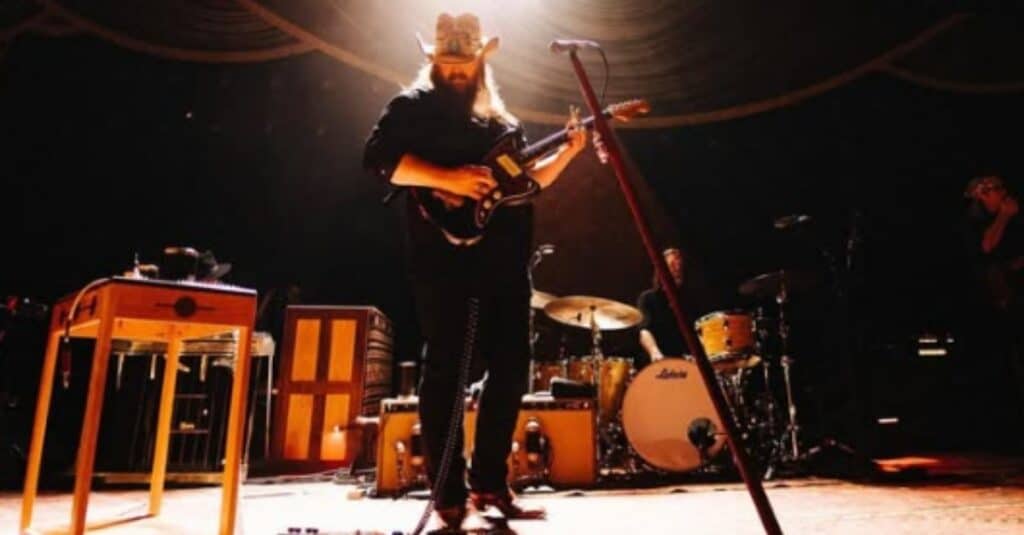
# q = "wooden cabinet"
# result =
<box><xmin>270</xmin><ymin>306</ymin><xmax>393</xmax><ymax>471</ymax></box>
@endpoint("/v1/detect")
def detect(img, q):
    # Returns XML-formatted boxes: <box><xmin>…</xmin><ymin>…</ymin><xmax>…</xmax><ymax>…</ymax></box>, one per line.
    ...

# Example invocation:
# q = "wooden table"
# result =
<box><xmin>20</xmin><ymin>276</ymin><xmax>257</xmax><ymax>535</ymax></box>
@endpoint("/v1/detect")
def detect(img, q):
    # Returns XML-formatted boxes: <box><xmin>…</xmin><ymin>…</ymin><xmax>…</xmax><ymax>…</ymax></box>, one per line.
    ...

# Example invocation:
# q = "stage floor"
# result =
<box><xmin>5</xmin><ymin>454</ymin><xmax>1024</xmax><ymax>534</ymax></box>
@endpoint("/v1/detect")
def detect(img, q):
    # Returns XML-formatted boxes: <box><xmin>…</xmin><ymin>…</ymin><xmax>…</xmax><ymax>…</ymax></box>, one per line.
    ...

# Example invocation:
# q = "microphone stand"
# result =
<box><xmin>526</xmin><ymin>247</ymin><xmax>548</xmax><ymax>392</ymax></box>
<box><xmin>563</xmin><ymin>49</ymin><xmax>783</xmax><ymax>535</ymax></box>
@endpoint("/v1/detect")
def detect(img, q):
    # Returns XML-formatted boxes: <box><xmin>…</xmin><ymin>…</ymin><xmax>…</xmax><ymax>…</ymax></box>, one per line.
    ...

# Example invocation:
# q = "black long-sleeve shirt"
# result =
<box><xmin>363</xmin><ymin>88</ymin><xmax>532</xmax><ymax>288</ymax></box>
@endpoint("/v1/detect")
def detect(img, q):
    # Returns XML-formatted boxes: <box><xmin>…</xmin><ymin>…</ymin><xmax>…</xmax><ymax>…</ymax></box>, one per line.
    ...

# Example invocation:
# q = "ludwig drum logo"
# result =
<box><xmin>656</xmin><ymin>367</ymin><xmax>688</xmax><ymax>380</ymax></box>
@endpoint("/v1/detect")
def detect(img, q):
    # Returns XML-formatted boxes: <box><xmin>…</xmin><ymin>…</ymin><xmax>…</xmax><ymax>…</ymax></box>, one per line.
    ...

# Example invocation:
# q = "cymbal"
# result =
<box><xmin>738</xmin><ymin>269</ymin><xmax>818</xmax><ymax>299</ymax></box>
<box><xmin>543</xmin><ymin>295</ymin><xmax>643</xmax><ymax>331</ymax></box>
<box><xmin>531</xmin><ymin>290</ymin><xmax>558</xmax><ymax>310</ymax></box>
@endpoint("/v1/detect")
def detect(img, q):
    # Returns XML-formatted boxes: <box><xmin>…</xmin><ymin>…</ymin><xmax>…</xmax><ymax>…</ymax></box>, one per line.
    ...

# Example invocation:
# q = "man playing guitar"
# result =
<box><xmin>363</xmin><ymin>13</ymin><xmax>587</xmax><ymax>531</ymax></box>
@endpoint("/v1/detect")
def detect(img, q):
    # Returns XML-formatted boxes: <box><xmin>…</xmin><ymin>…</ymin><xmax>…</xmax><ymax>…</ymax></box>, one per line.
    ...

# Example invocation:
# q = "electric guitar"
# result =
<box><xmin>410</xmin><ymin>99</ymin><xmax>650</xmax><ymax>246</ymax></box>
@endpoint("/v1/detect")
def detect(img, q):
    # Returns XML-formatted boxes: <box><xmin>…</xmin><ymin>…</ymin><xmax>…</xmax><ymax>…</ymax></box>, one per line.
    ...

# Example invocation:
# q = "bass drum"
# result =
<box><xmin>621</xmin><ymin>359</ymin><xmax>726</xmax><ymax>472</ymax></box>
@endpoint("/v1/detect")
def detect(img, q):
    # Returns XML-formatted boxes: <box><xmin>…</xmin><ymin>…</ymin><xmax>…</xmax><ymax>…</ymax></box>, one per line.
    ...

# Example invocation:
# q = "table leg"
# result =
<box><xmin>19</xmin><ymin>331</ymin><xmax>63</xmax><ymax>532</ymax></box>
<box><xmin>149</xmin><ymin>336</ymin><xmax>183</xmax><ymax>516</ymax></box>
<box><xmin>70</xmin><ymin>318</ymin><xmax>115</xmax><ymax>534</ymax></box>
<box><xmin>220</xmin><ymin>326</ymin><xmax>253</xmax><ymax>535</ymax></box>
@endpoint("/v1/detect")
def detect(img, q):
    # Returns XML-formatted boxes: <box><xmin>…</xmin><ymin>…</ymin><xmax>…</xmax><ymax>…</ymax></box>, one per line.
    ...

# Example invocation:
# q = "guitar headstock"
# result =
<box><xmin>606</xmin><ymin>99</ymin><xmax>651</xmax><ymax>122</ymax></box>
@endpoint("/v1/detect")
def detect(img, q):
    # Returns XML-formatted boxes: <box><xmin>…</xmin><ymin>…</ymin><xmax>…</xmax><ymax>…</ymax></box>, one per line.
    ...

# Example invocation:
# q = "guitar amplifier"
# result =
<box><xmin>270</xmin><ymin>306</ymin><xmax>393</xmax><ymax>472</ymax></box>
<box><xmin>375</xmin><ymin>394</ymin><xmax>596</xmax><ymax>495</ymax></box>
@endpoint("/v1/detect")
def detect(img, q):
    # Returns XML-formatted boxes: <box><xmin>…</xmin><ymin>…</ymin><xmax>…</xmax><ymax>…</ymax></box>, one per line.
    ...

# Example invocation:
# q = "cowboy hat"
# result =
<box><xmin>417</xmin><ymin>13</ymin><xmax>499</xmax><ymax>64</ymax></box>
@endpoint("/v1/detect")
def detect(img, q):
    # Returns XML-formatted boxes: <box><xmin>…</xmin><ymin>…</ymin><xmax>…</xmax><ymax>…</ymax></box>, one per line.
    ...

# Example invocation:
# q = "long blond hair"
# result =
<box><xmin>407</xmin><ymin>62</ymin><xmax>519</xmax><ymax>126</ymax></box>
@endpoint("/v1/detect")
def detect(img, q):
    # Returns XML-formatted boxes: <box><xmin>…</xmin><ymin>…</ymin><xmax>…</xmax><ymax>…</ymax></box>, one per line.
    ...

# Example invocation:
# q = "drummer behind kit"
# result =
<box><xmin>516</xmin><ymin>237</ymin><xmax>824</xmax><ymax>480</ymax></box>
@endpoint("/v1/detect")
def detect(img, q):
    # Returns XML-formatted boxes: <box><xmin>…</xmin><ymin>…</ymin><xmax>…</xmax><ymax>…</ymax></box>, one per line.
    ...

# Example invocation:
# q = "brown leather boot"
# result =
<box><xmin>469</xmin><ymin>489</ymin><xmax>546</xmax><ymax>520</ymax></box>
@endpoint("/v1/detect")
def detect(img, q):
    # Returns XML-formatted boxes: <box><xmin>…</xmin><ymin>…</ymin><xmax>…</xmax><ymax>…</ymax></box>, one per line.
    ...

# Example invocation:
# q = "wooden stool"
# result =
<box><xmin>20</xmin><ymin>277</ymin><xmax>257</xmax><ymax>534</ymax></box>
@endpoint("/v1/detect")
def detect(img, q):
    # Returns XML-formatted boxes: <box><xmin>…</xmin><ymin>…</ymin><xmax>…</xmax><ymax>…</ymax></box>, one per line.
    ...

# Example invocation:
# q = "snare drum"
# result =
<box><xmin>621</xmin><ymin>359</ymin><xmax>726</xmax><ymax>472</ymax></box>
<box><xmin>695</xmin><ymin>310</ymin><xmax>759</xmax><ymax>372</ymax></box>
<box><xmin>530</xmin><ymin>359</ymin><xmax>567</xmax><ymax>392</ymax></box>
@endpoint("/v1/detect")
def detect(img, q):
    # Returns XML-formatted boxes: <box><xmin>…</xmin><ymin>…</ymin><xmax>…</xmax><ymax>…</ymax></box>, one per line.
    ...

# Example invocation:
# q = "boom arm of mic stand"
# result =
<box><xmin>563</xmin><ymin>50</ymin><xmax>784</xmax><ymax>535</ymax></box>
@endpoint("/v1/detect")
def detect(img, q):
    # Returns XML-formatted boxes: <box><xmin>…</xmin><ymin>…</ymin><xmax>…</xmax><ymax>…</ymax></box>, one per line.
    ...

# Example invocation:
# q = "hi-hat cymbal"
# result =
<box><xmin>543</xmin><ymin>295</ymin><xmax>643</xmax><ymax>331</ymax></box>
<box><xmin>738</xmin><ymin>269</ymin><xmax>818</xmax><ymax>299</ymax></box>
<box><xmin>531</xmin><ymin>290</ymin><xmax>558</xmax><ymax>310</ymax></box>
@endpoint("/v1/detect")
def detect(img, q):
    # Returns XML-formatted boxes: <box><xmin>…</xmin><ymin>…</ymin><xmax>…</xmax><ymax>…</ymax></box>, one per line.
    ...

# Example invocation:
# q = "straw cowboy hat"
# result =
<box><xmin>417</xmin><ymin>13</ymin><xmax>499</xmax><ymax>64</ymax></box>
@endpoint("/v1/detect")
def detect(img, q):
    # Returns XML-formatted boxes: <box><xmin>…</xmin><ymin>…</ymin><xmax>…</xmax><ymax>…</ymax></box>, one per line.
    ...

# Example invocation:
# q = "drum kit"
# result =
<box><xmin>526</xmin><ymin>268</ymin><xmax>820</xmax><ymax>480</ymax></box>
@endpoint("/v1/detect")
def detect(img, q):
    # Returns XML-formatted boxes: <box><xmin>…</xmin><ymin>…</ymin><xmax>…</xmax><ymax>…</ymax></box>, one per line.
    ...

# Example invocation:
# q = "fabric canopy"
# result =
<box><xmin>3</xmin><ymin>1</ymin><xmax>1022</xmax><ymax>127</ymax></box>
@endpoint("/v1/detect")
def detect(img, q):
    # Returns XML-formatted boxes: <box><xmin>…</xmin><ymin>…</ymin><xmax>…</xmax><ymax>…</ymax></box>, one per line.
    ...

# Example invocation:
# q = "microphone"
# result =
<box><xmin>773</xmin><ymin>214</ymin><xmax>812</xmax><ymax>230</ymax></box>
<box><xmin>531</xmin><ymin>244</ymin><xmax>556</xmax><ymax>269</ymax></box>
<box><xmin>687</xmin><ymin>417</ymin><xmax>716</xmax><ymax>452</ymax></box>
<box><xmin>549</xmin><ymin>39</ymin><xmax>601</xmax><ymax>54</ymax></box>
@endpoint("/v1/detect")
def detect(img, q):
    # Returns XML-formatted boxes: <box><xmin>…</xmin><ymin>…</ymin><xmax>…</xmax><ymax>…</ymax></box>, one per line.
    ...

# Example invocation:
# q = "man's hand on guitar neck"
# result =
<box><xmin>531</xmin><ymin>107</ymin><xmax>590</xmax><ymax>189</ymax></box>
<box><xmin>563</xmin><ymin>105</ymin><xmax>587</xmax><ymax>157</ymax></box>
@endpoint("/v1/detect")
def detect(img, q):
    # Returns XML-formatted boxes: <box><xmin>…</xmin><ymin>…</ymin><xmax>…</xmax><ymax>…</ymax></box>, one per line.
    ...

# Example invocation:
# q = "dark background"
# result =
<box><xmin>2</xmin><ymin>5</ymin><xmax>1023</xmax><ymax>485</ymax></box>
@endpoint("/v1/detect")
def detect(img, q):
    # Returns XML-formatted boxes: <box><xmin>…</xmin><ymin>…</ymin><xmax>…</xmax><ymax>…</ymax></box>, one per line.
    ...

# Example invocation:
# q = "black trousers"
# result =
<box><xmin>413</xmin><ymin>281</ymin><xmax>531</xmax><ymax>508</ymax></box>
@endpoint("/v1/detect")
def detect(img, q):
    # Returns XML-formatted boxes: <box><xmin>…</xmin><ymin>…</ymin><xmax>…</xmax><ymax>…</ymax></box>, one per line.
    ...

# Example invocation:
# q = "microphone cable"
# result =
<box><xmin>410</xmin><ymin>296</ymin><xmax>480</xmax><ymax>535</ymax></box>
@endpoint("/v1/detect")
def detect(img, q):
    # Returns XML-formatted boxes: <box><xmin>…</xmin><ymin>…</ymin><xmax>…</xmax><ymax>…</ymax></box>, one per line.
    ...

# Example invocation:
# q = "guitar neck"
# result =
<box><xmin>518</xmin><ymin>110</ymin><xmax>611</xmax><ymax>165</ymax></box>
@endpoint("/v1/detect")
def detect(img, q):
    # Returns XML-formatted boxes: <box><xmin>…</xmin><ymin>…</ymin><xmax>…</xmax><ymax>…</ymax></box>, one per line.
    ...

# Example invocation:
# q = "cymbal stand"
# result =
<box><xmin>776</xmin><ymin>271</ymin><xmax>801</xmax><ymax>461</ymax></box>
<box><xmin>526</xmin><ymin>247</ymin><xmax>547</xmax><ymax>358</ymax></box>
<box><xmin>760</xmin><ymin>342</ymin><xmax>778</xmax><ymax>445</ymax></box>
<box><xmin>588</xmin><ymin>308</ymin><xmax>626</xmax><ymax>475</ymax></box>
<box><xmin>589</xmin><ymin>306</ymin><xmax>604</xmax><ymax>359</ymax></box>
<box><xmin>753</xmin><ymin>309</ymin><xmax>784</xmax><ymax>480</ymax></box>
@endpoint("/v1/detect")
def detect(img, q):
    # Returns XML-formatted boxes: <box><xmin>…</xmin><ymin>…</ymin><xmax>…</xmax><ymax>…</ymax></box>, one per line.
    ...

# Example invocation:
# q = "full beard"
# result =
<box><xmin>431</xmin><ymin>66</ymin><xmax>480</xmax><ymax>116</ymax></box>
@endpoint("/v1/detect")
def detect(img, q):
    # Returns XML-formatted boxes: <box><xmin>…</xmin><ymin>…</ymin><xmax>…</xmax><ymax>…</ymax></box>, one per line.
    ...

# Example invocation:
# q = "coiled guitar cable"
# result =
<box><xmin>411</xmin><ymin>296</ymin><xmax>480</xmax><ymax>535</ymax></box>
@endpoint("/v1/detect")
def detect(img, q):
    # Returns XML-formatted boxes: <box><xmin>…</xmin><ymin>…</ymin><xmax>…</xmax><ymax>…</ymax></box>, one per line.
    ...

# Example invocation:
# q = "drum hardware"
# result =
<box><xmin>736</xmin><ymin>271</ymin><xmax>802</xmax><ymax>467</ymax></box>
<box><xmin>738</xmin><ymin>267</ymin><xmax>843</xmax><ymax>477</ymax></box>
<box><xmin>528</xmin><ymin>288</ymin><xmax>557</xmax><ymax>356</ymax></box>
<box><xmin>526</xmin><ymin>243</ymin><xmax>558</xmax><ymax>398</ymax></box>
<box><xmin>527</xmin><ymin>244</ymin><xmax>557</xmax><ymax>357</ymax></box>
<box><xmin>757</xmin><ymin>210</ymin><xmax>869</xmax><ymax>479</ymax></box>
